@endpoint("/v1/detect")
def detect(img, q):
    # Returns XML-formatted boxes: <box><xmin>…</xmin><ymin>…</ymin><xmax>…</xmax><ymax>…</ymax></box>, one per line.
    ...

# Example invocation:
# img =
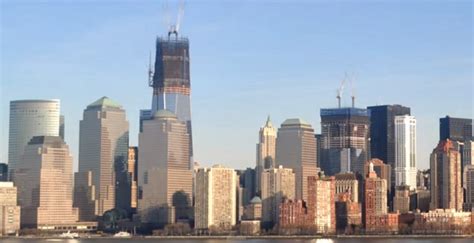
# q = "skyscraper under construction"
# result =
<box><xmin>320</xmin><ymin>79</ymin><xmax>370</xmax><ymax>176</ymax></box>
<box><xmin>141</xmin><ymin>29</ymin><xmax>193</xmax><ymax>165</ymax></box>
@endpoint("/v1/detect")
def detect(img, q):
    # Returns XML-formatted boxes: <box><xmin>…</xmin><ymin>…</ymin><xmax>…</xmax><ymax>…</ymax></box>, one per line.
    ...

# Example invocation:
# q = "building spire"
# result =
<box><xmin>265</xmin><ymin>115</ymin><xmax>272</xmax><ymax>127</ymax></box>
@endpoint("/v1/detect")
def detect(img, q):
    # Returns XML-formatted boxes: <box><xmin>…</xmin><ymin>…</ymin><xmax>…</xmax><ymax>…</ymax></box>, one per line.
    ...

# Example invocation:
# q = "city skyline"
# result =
<box><xmin>1</xmin><ymin>1</ymin><xmax>472</xmax><ymax>170</ymax></box>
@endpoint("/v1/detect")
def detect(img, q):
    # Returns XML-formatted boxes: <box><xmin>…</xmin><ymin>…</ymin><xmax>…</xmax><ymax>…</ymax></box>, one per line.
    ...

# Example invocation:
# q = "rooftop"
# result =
<box><xmin>281</xmin><ymin>118</ymin><xmax>311</xmax><ymax>126</ymax></box>
<box><xmin>320</xmin><ymin>107</ymin><xmax>369</xmax><ymax>117</ymax></box>
<box><xmin>335</xmin><ymin>173</ymin><xmax>357</xmax><ymax>180</ymax></box>
<box><xmin>87</xmin><ymin>96</ymin><xmax>122</xmax><ymax>109</ymax></box>
<box><xmin>250</xmin><ymin>196</ymin><xmax>262</xmax><ymax>204</ymax></box>
<box><xmin>153</xmin><ymin>109</ymin><xmax>177</xmax><ymax>119</ymax></box>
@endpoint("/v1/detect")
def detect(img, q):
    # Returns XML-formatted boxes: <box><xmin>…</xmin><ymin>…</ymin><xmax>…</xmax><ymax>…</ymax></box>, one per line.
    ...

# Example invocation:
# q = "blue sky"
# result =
<box><xmin>1</xmin><ymin>0</ymin><xmax>472</xmax><ymax>170</ymax></box>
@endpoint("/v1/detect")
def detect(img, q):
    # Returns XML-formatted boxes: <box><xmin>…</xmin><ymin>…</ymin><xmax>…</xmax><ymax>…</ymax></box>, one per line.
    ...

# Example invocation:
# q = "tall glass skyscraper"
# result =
<box><xmin>367</xmin><ymin>104</ymin><xmax>411</xmax><ymax>190</ymax></box>
<box><xmin>8</xmin><ymin>99</ymin><xmax>60</xmax><ymax>177</ymax></box>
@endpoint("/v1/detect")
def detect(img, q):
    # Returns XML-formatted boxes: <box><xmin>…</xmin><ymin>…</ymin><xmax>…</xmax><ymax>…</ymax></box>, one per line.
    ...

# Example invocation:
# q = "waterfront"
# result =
<box><xmin>0</xmin><ymin>238</ymin><xmax>473</xmax><ymax>243</ymax></box>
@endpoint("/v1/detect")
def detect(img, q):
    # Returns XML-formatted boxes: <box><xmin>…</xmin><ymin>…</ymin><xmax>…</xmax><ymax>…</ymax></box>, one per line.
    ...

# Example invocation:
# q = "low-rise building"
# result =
<box><xmin>412</xmin><ymin>209</ymin><xmax>472</xmax><ymax>234</ymax></box>
<box><xmin>0</xmin><ymin>182</ymin><xmax>20</xmax><ymax>236</ymax></box>
<box><xmin>393</xmin><ymin>185</ymin><xmax>410</xmax><ymax>213</ymax></box>
<box><xmin>335</xmin><ymin>192</ymin><xmax>361</xmax><ymax>233</ymax></box>
<box><xmin>365</xmin><ymin>213</ymin><xmax>399</xmax><ymax>234</ymax></box>
<box><xmin>278</xmin><ymin>199</ymin><xmax>308</xmax><ymax>228</ymax></box>
<box><xmin>243</xmin><ymin>197</ymin><xmax>262</xmax><ymax>220</ymax></box>
<box><xmin>239</xmin><ymin>220</ymin><xmax>260</xmax><ymax>235</ymax></box>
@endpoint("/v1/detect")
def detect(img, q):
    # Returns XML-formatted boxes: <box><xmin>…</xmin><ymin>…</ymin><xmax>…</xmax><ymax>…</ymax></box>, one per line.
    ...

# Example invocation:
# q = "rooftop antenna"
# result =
<box><xmin>337</xmin><ymin>73</ymin><xmax>347</xmax><ymax>108</ymax></box>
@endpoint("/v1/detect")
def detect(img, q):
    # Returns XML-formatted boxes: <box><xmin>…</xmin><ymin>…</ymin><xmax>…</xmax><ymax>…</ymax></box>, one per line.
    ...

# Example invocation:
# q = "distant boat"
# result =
<box><xmin>113</xmin><ymin>231</ymin><xmax>131</xmax><ymax>238</ymax></box>
<box><xmin>59</xmin><ymin>231</ymin><xmax>79</xmax><ymax>239</ymax></box>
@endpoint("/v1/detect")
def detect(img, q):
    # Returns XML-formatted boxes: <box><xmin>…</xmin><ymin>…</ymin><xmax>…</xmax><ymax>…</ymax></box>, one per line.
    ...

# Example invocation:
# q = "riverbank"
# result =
<box><xmin>2</xmin><ymin>234</ymin><xmax>472</xmax><ymax>240</ymax></box>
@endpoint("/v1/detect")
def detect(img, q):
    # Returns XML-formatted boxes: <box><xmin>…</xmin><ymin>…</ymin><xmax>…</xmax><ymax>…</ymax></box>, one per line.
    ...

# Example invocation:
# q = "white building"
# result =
<box><xmin>195</xmin><ymin>165</ymin><xmax>237</xmax><ymax>230</ymax></box>
<box><xmin>8</xmin><ymin>99</ymin><xmax>60</xmax><ymax>177</ymax></box>
<box><xmin>394</xmin><ymin>115</ymin><xmax>417</xmax><ymax>190</ymax></box>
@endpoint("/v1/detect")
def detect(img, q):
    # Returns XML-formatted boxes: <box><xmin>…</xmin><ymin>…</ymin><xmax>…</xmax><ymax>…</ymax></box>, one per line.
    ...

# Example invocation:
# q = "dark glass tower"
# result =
<box><xmin>367</xmin><ymin>105</ymin><xmax>411</xmax><ymax>189</ymax></box>
<box><xmin>0</xmin><ymin>163</ymin><xmax>7</xmax><ymax>181</ymax></box>
<box><xmin>439</xmin><ymin>116</ymin><xmax>472</xmax><ymax>141</ymax></box>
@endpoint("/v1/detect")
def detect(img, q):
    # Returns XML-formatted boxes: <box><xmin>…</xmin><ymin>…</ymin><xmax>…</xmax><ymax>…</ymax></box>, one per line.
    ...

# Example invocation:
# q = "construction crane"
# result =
<box><xmin>164</xmin><ymin>1</ymin><xmax>184</xmax><ymax>38</ymax></box>
<box><xmin>336</xmin><ymin>72</ymin><xmax>357</xmax><ymax>108</ymax></box>
<box><xmin>337</xmin><ymin>73</ymin><xmax>347</xmax><ymax>108</ymax></box>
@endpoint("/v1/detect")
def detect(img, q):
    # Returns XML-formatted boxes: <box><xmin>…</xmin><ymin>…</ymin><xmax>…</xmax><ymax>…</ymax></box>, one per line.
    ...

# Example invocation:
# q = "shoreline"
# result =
<box><xmin>2</xmin><ymin>234</ymin><xmax>473</xmax><ymax>240</ymax></box>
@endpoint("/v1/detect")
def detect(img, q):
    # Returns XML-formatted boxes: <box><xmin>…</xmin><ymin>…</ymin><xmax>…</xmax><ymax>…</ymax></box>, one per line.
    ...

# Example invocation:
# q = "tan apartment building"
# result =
<box><xmin>195</xmin><ymin>165</ymin><xmax>237</xmax><ymax>231</ymax></box>
<box><xmin>261</xmin><ymin>166</ymin><xmax>295</xmax><ymax>227</ymax></box>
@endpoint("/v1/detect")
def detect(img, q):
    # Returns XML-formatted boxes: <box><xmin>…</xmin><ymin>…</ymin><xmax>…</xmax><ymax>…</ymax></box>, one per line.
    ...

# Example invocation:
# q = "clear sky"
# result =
<box><xmin>1</xmin><ymin>0</ymin><xmax>472</xmax><ymax>171</ymax></box>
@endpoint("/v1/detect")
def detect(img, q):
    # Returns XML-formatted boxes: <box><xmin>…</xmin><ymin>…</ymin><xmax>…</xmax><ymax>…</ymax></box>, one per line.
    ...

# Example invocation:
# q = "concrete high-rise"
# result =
<box><xmin>261</xmin><ymin>166</ymin><xmax>295</xmax><ymax>227</ymax></box>
<box><xmin>394</xmin><ymin>115</ymin><xmax>417</xmax><ymax>189</ymax></box>
<box><xmin>439</xmin><ymin>116</ymin><xmax>472</xmax><ymax>142</ymax></box>
<box><xmin>8</xmin><ymin>100</ymin><xmax>60</xmax><ymax>178</ymax></box>
<box><xmin>320</xmin><ymin>107</ymin><xmax>370</xmax><ymax>176</ymax></box>
<box><xmin>195</xmin><ymin>165</ymin><xmax>237</xmax><ymax>231</ymax></box>
<box><xmin>307</xmin><ymin>176</ymin><xmax>336</xmax><ymax>234</ymax></box>
<box><xmin>128</xmin><ymin>147</ymin><xmax>138</xmax><ymax>211</ymax></box>
<box><xmin>14</xmin><ymin>136</ymin><xmax>78</xmax><ymax>228</ymax></box>
<box><xmin>276</xmin><ymin>118</ymin><xmax>318</xmax><ymax>202</ymax></box>
<box><xmin>367</xmin><ymin>105</ymin><xmax>411</xmax><ymax>188</ymax></box>
<box><xmin>364</xmin><ymin>159</ymin><xmax>392</xmax><ymax>194</ymax></box>
<box><xmin>430</xmin><ymin>139</ymin><xmax>463</xmax><ymax>211</ymax></box>
<box><xmin>138</xmin><ymin>110</ymin><xmax>193</xmax><ymax>226</ymax></box>
<box><xmin>74</xmin><ymin>97</ymin><xmax>129</xmax><ymax>220</ymax></box>
<box><xmin>0</xmin><ymin>182</ymin><xmax>20</xmax><ymax>236</ymax></box>
<box><xmin>364</xmin><ymin>161</ymin><xmax>388</xmax><ymax>229</ymax></box>
<box><xmin>464</xmin><ymin>165</ymin><xmax>474</xmax><ymax>210</ymax></box>
<box><xmin>141</xmin><ymin>30</ymin><xmax>193</xmax><ymax>168</ymax></box>
<box><xmin>256</xmin><ymin>116</ymin><xmax>276</xmax><ymax>194</ymax></box>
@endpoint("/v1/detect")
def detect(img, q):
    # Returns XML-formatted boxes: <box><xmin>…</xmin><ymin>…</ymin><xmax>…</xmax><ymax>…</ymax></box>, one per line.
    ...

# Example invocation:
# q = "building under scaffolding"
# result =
<box><xmin>320</xmin><ymin>107</ymin><xmax>370</xmax><ymax>176</ymax></box>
